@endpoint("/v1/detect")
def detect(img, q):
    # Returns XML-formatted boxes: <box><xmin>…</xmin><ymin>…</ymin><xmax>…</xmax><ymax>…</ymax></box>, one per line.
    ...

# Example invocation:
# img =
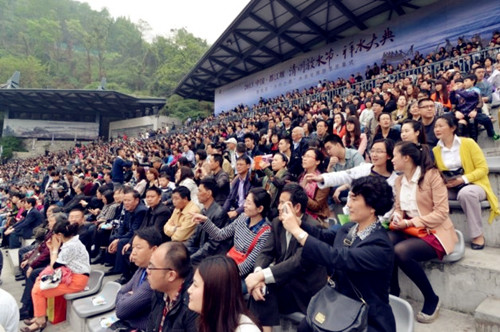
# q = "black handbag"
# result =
<box><xmin>306</xmin><ymin>226</ymin><xmax>369</xmax><ymax>332</ymax></box>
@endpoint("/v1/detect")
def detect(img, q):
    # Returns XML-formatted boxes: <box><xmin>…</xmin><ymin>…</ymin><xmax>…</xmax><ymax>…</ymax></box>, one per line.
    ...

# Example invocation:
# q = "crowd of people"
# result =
<box><xmin>0</xmin><ymin>31</ymin><xmax>499</xmax><ymax>332</ymax></box>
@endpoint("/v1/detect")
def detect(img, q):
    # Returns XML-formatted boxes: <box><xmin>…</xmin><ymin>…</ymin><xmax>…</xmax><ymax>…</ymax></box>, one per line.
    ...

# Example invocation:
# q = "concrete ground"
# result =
<box><xmin>1</xmin><ymin>246</ymin><xmax>475</xmax><ymax>332</ymax></box>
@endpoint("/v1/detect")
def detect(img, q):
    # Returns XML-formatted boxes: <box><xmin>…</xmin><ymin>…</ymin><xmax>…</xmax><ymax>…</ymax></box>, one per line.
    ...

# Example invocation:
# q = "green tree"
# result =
<box><xmin>163</xmin><ymin>94</ymin><xmax>213</xmax><ymax>122</ymax></box>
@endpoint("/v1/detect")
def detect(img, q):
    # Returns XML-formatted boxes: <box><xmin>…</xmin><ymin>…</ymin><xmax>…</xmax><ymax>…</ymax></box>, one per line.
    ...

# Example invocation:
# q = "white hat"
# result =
<box><xmin>225</xmin><ymin>138</ymin><xmax>237</xmax><ymax>145</ymax></box>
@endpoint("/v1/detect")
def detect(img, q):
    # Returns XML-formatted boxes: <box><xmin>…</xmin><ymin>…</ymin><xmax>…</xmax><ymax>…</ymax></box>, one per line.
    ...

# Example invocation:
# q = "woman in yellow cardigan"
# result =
<box><xmin>433</xmin><ymin>113</ymin><xmax>500</xmax><ymax>250</ymax></box>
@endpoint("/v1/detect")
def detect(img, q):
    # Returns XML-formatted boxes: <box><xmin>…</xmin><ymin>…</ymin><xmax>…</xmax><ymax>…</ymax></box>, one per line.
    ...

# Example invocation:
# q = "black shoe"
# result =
<box><xmin>15</xmin><ymin>274</ymin><xmax>26</xmax><ymax>281</ymax></box>
<box><xmin>114</xmin><ymin>276</ymin><xmax>129</xmax><ymax>285</ymax></box>
<box><xmin>471</xmin><ymin>242</ymin><xmax>485</xmax><ymax>250</ymax></box>
<box><xmin>104</xmin><ymin>269</ymin><xmax>120</xmax><ymax>276</ymax></box>
<box><xmin>104</xmin><ymin>262</ymin><xmax>113</xmax><ymax>267</ymax></box>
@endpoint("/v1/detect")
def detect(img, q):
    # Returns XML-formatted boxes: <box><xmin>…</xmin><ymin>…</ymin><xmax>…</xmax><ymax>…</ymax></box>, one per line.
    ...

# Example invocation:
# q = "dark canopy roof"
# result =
<box><xmin>175</xmin><ymin>0</ymin><xmax>431</xmax><ymax>101</ymax></box>
<box><xmin>0</xmin><ymin>89</ymin><xmax>165</xmax><ymax>118</ymax></box>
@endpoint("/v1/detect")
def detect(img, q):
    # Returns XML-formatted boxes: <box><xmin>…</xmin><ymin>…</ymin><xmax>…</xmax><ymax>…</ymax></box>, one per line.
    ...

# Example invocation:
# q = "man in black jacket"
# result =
<box><xmin>245</xmin><ymin>184</ymin><xmax>327</xmax><ymax>329</ymax></box>
<box><xmin>208</xmin><ymin>154</ymin><xmax>230</xmax><ymax>206</ymax></box>
<box><xmin>4</xmin><ymin>198</ymin><xmax>43</xmax><ymax>248</ymax></box>
<box><xmin>146</xmin><ymin>242</ymin><xmax>198</xmax><ymax>332</ymax></box>
<box><xmin>185</xmin><ymin>177</ymin><xmax>230</xmax><ymax>265</ymax></box>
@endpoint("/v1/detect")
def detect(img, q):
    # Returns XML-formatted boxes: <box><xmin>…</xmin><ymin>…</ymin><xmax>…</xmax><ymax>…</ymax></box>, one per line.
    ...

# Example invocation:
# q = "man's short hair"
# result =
<box><xmin>323</xmin><ymin>134</ymin><xmax>344</xmax><ymax>147</ymax></box>
<box><xmin>122</xmin><ymin>186</ymin><xmax>141</xmax><ymax>199</ymax></box>
<box><xmin>146</xmin><ymin>186</ymin><xmax>162</xmax><ymax>196</ymax></box>
<box><xmin>10</xmin><ymin>191</ymin><xmax>24</xmax><ymax>199</ymax></box>
<box><xmin>172</xmin><ymin>186</ymin><xmax>191</xmax><ymax>201</ymax></box>
<box><xmin>199</xmin><ymin>177</ymin><xmax>216</xmax><ymax>195</ymax></box>
<box><xmin>243</xmin><ymin>133</ymin><xmax>255</xmax><ymax>141</ymax></box>
<box><xmin>26</xmin><ymin>197</ymin><xmax>37</xmax><ymax>207</ymax></box>
<box><xmin>281</xmin><ymin>183</ymin><xmax>308</xmax><ymax>214</ymax></box>
<box><xmin>161</xmin><ymin>242</ymin><xmax>191</xmax><ymax>278</ymax></box>
<box><xmin>417</xmin><ymin>98</ymin><xmax>435</xmax><ymax>107</ymax></box>
<box><xmin>69</xmin><ymin>208</ymin><xmax>84</xmax><ymax>216</ymax></box>
<box><xmin>236</xmin><ymin>155</ymin><xmax>251</xmax><ymax>165</ymax></box>
<box><xmin>211</xmin><ymin>154</ymin><xmax>223</xmax><ymax>167</ymax></box>
<box><xmin>464</xmin><ymin>74</ymin><xmax>477</xmax><ymax>83</ymax></box>
<box><xmin>134</xmin><ymin>227</ymin><xmax>163</xmax><ymax>247</ymax></box>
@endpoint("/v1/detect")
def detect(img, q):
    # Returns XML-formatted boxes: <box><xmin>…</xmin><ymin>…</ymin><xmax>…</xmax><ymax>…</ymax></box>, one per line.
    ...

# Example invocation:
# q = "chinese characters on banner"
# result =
<box><xmin>244</xmin><ymin>28</ymin><xmax>395</xmax><ymax>95</ymax></box>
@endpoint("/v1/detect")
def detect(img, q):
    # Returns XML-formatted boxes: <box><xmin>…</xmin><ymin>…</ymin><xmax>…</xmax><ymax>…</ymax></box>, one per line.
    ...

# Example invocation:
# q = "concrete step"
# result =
<box><xmin>475</xmin><ymin>297</ymin><xmax>500</xmax><ymax>331</ymax></box>
<box><xmin>400</xmin><ymin>246</ymin><xmax>500</xmax><ymax>315</ymax></box>
<box><xmin>406</xmin><ymin>299</ymin><xmax>475</xmax><ymax>332</ymax></box>
<box><xmin>449</xmin><ymin>208</ymin><xmax>500</xmax><ymax>248</ymax></box>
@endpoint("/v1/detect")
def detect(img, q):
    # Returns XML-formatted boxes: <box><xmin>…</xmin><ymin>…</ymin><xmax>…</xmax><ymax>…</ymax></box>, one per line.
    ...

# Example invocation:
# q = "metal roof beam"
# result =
<box><xmin>209</xmin><ymin>57</ymin><xmax>248</xmax><ymax>76</ymax></box>
<box><xmin>275</xmin><ymin>0</ymin><xmax>328</xmax><ymax>37</ymax></box>
<box><xmin>233</xmin><ymin>31</ymin><xmax>282</xmax><ymax>59</ymax></box>
<box><xmin>383</xmin><ymin>0</ymin><xmax>405</xmax><ymax>15</ymax></box>
<box><xmin>249</xmin><ymin>12</ymin><xmax>307</xmax><ymax>52</ymax></box>
<box><xmin>219</xmin><ymin>44</ymin><xmax>266</xmax><ymax>68</ymax></box>
<box><xmin>330</xmin><ymin>0</ymin><xmax>368</xmax><ymax>30</ymax></box>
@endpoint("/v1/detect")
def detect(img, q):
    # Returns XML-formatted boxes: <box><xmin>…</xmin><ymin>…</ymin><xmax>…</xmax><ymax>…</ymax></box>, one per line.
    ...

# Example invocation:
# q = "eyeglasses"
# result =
<box><xmin>147</xmin><ymin>263</ymin><xmax>174</xmax><ymax>271</ymax></box>
<box><xmin>369</xmin><ymin>149</ymin><xmax>387</xmax><ymax>155</ymax></box>
<box><xmin>419</xmin><ymin>104</ymin><xmax>435</xmax><ymax>109</ymax></box>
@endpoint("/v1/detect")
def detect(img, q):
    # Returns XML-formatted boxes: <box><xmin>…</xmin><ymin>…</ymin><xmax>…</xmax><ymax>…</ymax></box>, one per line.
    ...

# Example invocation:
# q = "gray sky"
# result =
<box><xmin>78</xmin><ymin>0</ymin><xmax>251</xmax><ymax>44</ymax></box>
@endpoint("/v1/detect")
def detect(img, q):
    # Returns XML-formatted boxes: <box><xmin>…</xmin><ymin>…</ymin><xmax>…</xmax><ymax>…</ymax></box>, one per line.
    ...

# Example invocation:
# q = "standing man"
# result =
<box><xmin>112</xmin><ymin>148</ymin><xmax>133</xmax><ymax>188</ymax></box>
<box><xmin>146</xmin><ymin>242</ymin><xmax>198</xmax><ymax>332</ymax></box>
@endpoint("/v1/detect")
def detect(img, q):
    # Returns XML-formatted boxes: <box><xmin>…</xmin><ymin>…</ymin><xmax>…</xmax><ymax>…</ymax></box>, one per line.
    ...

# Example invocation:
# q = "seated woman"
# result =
<box><xmin>281</xmin><ymin>176</ymin><xmax>396</xmax><ymax>332</ymax></box>
<box><xmin>305</xmin><ymin>139</ymin><xmax>397</xmax><ymax>218</ymax></box>
<box><xmin>176</xmin><ymin>166</ymin><xmax>201</xmax><ymax>208</ymax></box>
<box><xmin>298</xmin><ymin>148</ymin><xmax>331</xmax><ymax>222</ymax></box>
<box><xmin>24</xmin><ymin>217</ymin><xmax>90</xmax><ymax>332</ymax></box>
<box><xmin>133</xmin><ymin>166</ymin><xmax>148</xmax><ymax>197</ymax></box>
<box><xmin>400</xmin><ymin>119</ymin><xmax>426</xmax><ymax>145</ymax></box>
<box><xmin>391</xmin><ymin>95</ymin><xmax>409</xmax><ymax>130</ymax></box>
<box><xmin>433</xmin><ymin>113</ymin><xmax>500</xmax><ymax>249</ymax></box>
<box><xmin>260</xmin><ymin>152</ymin><xmax>291</xmax><ymax>219</ymax></box>
<box><xmin>342</xmin><ymin>116</ymin><xmax>368</xmax><ymax>157</ymax></box>
<box><xmin>191</xmin><ymin>187</ymin><xmax>272</xmax><ymax>278</ymax></box>
<box><xmin>188</xmin><ymin>255</ymin><xmax>261</xmax><ymax>332</ymax></box>
<box><xmin>332</xmin><ymin>113</ymin><xmax>346</xmax><ymax>138</ymax></box>
<box><xmin>18</xmin><ymin>208</ymin><xmax>61</xmax><ymax>320</ymax></box>
<box><xmin>390</xmin><ymin>141</ymin><xmax>458</xmax><ymax>323</ymax></box>
<box><xmin>90</xmin><ymin>189</ymin><xmax>120</xmax><ymax>263</ymax></box>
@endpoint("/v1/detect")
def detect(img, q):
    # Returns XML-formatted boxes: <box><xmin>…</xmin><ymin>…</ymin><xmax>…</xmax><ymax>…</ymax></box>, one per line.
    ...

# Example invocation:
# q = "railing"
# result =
<box><xmin>176</xmin><ymin>45</ymin><xmax>499</xmax><ymax>133</ymax></box>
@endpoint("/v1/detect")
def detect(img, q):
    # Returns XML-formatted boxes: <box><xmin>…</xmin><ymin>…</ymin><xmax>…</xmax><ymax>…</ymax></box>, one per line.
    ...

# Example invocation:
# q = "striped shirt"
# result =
<box><xmin>202</xmin><ymin>213</ymin><xmax>271</xmax><ymax>277</ymax></box>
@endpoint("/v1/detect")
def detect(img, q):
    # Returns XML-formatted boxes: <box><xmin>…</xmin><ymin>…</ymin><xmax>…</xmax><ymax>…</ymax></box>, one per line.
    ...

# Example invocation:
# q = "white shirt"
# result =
<box><xmin>399</xmin><ymin>166</ymin><xmax>421</xmax><ymax>218</ymax></box>
<box><xmin>437</xmin><ymin>135</ymin><xmax>468</xmax><ymax>184</ymax></box>
<box><xmin>235</xmin><ymin>314</ymin><xmax>260</xmax><ymax>332</ymax></box>
<box><xmin>0</xmin><ymin>288</ymin><xmax>19</xmax><ymax>332</ymax></box>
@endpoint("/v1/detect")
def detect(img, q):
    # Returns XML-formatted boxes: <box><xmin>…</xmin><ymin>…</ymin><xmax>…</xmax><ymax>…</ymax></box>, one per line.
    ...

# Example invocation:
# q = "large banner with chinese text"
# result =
<box><xmin>214</xmin><ymin>0</ymin><xmax>500</xmax><ymax>114</ymax></box>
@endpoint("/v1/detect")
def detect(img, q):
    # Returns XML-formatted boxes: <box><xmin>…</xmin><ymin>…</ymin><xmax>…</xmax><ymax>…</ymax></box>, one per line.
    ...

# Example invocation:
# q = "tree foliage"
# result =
<box><xmin>0</xmin><ymin>0</ymin><xmax>213</xmax><ymax>119</ymax></box>
<box><xmin>0</xmin><ymin>136</ymin><xmax>27</xmax><ymax>161</ymax></box>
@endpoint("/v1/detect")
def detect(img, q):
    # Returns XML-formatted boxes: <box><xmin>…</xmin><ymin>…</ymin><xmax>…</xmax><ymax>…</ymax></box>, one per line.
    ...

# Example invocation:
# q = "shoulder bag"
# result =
<box><xmin>306</xmin><ymin>225</ymin><xmax>368</xmax><ymax>332</ymax></box>
<box><xmin>227</xmin><ymin>225</ymin><xmax>270</xmax><ymax>265</ymax></box>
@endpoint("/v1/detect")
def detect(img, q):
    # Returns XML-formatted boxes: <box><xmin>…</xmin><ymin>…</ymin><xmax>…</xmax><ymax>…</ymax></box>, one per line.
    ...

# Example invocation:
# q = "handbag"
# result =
<box><xmin>227</xmin><ymin>225</ymin><xmax>270</xmax><ymax>265</ymax></box>
<box><xmin>40</xmin><ymin>268</ymin><xmax>63</xmax><ymax>290</ymax></box>
<box><xmin>389</xmin><ymin>224</ymin><xmax>436</xmax><ymax>238</ymax></box>
<box><xmin>442</xmin><ymin>168</ymin><xmax>467</xmax><ymax>191</ymax></box>
<box><xmin>306</xmin><ymin>225</ymin><xmax>368</xmax><ymax>332</ymax></box>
